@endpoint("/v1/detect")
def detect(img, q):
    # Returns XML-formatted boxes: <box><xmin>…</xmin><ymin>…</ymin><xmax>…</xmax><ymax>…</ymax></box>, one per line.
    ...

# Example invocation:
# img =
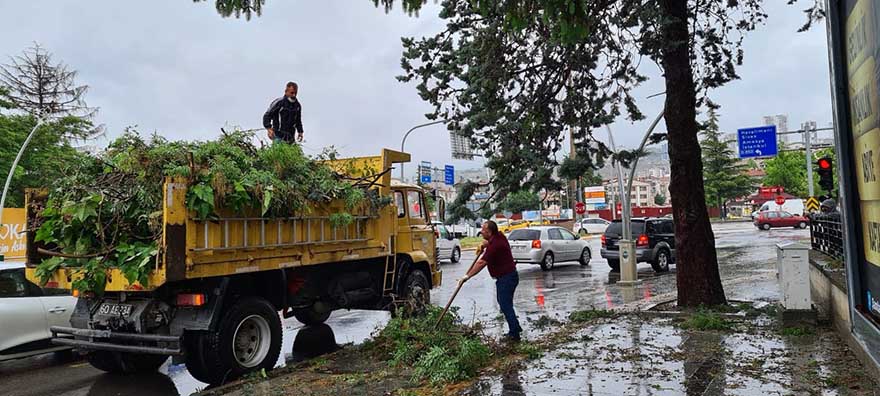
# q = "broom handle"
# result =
<box><xmin>434</xmin><ymin>250</ymin><xmax>483</xmax><ymax>329</ymax></box>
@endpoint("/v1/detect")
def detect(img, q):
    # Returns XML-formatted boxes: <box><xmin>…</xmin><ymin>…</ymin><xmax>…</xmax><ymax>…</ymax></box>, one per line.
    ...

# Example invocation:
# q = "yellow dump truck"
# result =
<box><xmin>24</xmin><ymin>149</ymin><xmax>442</xmax><ymax>384</ymax></box>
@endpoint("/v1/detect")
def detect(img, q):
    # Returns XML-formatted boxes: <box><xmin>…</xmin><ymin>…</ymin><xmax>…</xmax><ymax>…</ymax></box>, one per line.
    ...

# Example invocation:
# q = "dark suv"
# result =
<box><xmin>600</xmin><ymin>218</ymin><xmax>675</xmax><ymax>273</ymax></box>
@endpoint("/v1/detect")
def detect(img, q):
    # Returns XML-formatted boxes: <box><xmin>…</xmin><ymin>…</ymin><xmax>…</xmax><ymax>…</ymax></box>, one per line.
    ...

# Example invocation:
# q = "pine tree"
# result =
<box><xmin>700</xmin><ymin>109</ymin><xmax>755</xmax><ymax>219</ymax></box>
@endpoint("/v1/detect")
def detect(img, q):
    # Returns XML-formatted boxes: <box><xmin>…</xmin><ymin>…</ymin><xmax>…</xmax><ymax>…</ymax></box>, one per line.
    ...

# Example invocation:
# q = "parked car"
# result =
<box><xmin>600</xmin><ymin>218</ymin><xmax>675</xmax><ymax>273</ymax></box>
<box><xmin>753</xmin><ymin>211</ymin><xmax>809</xmax><ymax>230</ymax></box>
<box><xmin>507</xmin><ymin>226</ymin><xmax>592</xmax><ymax>271</ymax></box>
<box><xmin>433</xmin><ymin>223</ymin><xmax>462</xmax><ymax>263</ymax></box>
<box><xmin>573</xmin><ymin>218</ymin><xmax>610</xmax><ymax>236</ymax></box>
<box><xmin>0</xmin><ymin>262</ymin><xmax>76</xmax><ymax>361</ymax></box>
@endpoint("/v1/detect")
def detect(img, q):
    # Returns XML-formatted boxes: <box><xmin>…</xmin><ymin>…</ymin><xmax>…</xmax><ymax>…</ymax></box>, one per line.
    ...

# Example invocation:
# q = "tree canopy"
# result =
<box><xmin>700</xmin><ymin>109</ymin><xmax>754</xmax><ymax>214</ymax></box>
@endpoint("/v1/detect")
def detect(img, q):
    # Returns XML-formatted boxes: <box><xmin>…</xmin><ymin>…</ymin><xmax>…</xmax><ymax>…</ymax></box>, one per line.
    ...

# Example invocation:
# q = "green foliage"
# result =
<box><xmin>372</xmin><ymin>306</ymin><xmax>492</xmax><ymax>385</ymax></box>
<box><xmin>654</xmin><ymin>194</ymin><xmax>667</xmax><ymax>206</ymax></box>
<box><xmin>498</xmin><ymin>190</ymin><xmax>540</xmax><ymax>214</ymax></box>
<box><xmin>700</xmin><ymin>109</ymin><xmax>756</xmax><ymax>212</ymax></box>
<box><xmin>569</xmin><ymin>309</ymin><xmax>614</xmax><ymax>323</ymax></box>
<box><xmin>762</xmin><ymin>142</ymin><xmax>811</xmax><ymax>197</ymax></box>
<box><xmin>781</xmin><ymin>326</ymin><xmax>815</xmax><ymax>337</ymax></box>
<box><xmin>0</xmin><ymin>113</ymin><xmax>95</xmax><ymax>208</ymax></box>
<box><xmin>446</xmin><ymin>180</ymin><xmax>479</xmax><ymax>224</ymax></box>
<box><xmin>515</xmin><ymin>342</ymin><xmax>542</xmax><ymax>360</ymax></box>
<box><xmin>32</xmin><ymin>129</ymin><xmax>385</xmax><ymax>293</ymax></box>
<box><xmin>680</xmin><ymin>310</ymin><xmax>732</xmax><ymax>331</ymax></box>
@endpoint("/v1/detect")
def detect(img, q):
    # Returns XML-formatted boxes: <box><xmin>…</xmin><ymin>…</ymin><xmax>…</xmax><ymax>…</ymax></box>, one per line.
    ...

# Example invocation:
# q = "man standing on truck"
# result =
<box><xmin>263</xmin><ymin>82</ymin><xmax>304</xmax><ymax>144</ymax></box>
<box><xmin>461</xmin><ymin>220</ymin><xmax>522</xmax><ymax>341</ymax></box>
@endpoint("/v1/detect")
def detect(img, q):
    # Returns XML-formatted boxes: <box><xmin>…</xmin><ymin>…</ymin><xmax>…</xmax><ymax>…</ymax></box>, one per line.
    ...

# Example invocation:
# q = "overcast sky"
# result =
<box><xmin>0</xmin><ymin>1</ymin><xmax>832</xmax><ymax>179</ymax></box>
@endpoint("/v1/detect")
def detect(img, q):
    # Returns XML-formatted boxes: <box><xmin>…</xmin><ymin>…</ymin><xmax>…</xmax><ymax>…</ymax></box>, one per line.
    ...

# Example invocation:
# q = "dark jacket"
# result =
<box><xmin>262</xmin><ymin>97</ymin><xmax>303</xmax><ymax>142</ymax></box>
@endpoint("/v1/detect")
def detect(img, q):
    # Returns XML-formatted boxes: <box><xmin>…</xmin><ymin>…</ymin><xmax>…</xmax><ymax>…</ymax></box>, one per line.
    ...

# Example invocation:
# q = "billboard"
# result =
<box><xmin>583</xmin><ymin>186</ymin><xmax>606</xmax><ymax>204</ymax></box>
<box><xmin>827</xmin><ymin>0</ymin><xmax>880</xmax><ymax>361</ymax></box>
<box><xmin>1</xmin><ymin>208</ymin><xmax>27</xmax><ymax>260</ymax></box>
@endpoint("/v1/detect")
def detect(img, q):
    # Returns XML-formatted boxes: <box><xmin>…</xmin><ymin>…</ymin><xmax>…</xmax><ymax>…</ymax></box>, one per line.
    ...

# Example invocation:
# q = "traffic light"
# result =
<box><xmin>817</xmin><ymin>157</ymin><xmax>834</xmax><ymax>193</ymax></box>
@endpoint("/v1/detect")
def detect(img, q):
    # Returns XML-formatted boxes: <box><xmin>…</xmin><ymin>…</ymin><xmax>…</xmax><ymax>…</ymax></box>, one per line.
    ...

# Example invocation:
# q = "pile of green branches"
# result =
<box><xmin>365</xmin><ymin>306</ymin><xmax>492</xmax><ymax>385</ymax></box>
<box><xmin>33</xmin><ymin>129</ymin><xmax>388</xmax><ymax>293</ymax></box>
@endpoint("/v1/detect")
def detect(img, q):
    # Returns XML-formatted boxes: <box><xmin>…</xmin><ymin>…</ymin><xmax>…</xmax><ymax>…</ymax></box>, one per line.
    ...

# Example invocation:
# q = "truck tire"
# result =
<box><xmin>400</xmin><ymin>270</ymin><xmax>430</xmax><ymax>315</ymax></box>
<box><xmin>293</xmin><ymin>305</ymin><xmax>332</xmax><ymax>326</ymax></box>
<box><xmin>607</xmin><ymin>259</ymin><xmax>620</xmax><ymax>272</ymax></box>
<box><xmin>191</xmin><ymin>297</ymin><xmax>282</xmax><ymax>385</ymax></box>
<box><xmin>87</xmin><ymin>351</ymin><xmax>168</xmax><ymax>374</ymax></box>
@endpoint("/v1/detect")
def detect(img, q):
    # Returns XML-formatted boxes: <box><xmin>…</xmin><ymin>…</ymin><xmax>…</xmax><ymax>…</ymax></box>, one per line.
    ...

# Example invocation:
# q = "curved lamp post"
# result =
<box><xmin>399</xmin><ymin>120</ymin><xmax>447</xmax><ymax>180</ymax></box>
<box><xmin>0</xmin><ymin>117</ymin><xmax>44</xmax><ymax>261</ymax></box>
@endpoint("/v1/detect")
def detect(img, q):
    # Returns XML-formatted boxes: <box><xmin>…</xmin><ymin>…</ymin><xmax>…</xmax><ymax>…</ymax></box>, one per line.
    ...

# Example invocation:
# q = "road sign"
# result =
<box><xmin>737</xmin><ymin>125</ymin><xmax>778</xmax><ymax>159</ymax></box>
<box><xmin>583</xmin><ymin>186</ymin><xmax>606</xmax><ymax>204</ymax></box>
<box><xmin>775</xmin><ymin>195</ymin><xmax>786</xmax><ymax>205</ymax></box>
<box><xmin>444</xmin><ymin>165</ymin><xmax>454</xmax><ymax>185</ymax></box>
<box><xmin>806</xmin><ymin>196</ymin><xmax>820</xmax><ymax>212</ymax></box>
<box><xmin>575</xmin><ymin>202</ymin><xmax>586</xmax><ymax>215</ymax></box>
<box><xmin>419</xmin><ymin>161</ymin><xmax>432</xmax><ymax>184</ymax></box>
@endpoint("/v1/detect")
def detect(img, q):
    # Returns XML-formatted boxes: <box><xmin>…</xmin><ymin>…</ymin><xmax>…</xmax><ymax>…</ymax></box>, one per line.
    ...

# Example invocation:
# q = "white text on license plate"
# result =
<box><xmin>98</xmin><ymin>303</ymin><xmax>133</xmax><ymax>316</ymax></box>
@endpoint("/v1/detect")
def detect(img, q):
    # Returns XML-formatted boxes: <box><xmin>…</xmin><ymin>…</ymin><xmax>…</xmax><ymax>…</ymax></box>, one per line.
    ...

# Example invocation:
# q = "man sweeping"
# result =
<box><xmin>460</xmin><ymin>220</ymin><xmax>523</xmax><ymax>342</ymax></box>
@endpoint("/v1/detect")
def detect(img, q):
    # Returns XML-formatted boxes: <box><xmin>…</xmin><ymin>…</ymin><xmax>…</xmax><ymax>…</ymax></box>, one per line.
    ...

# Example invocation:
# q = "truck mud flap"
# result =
<box><xmin>50</xmin><ymin>326</ymin><xmax>182</xmax><ymax>355</ymax></box>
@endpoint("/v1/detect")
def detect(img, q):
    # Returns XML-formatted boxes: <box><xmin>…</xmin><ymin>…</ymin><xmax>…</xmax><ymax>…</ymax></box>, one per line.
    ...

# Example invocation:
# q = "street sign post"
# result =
<box><xmin>737</xmin><ymin>125</ymin><xmax>778</xmax><ymax>159</ymax></box>
<box><xmin>775</xmin><ymin>195</ymin><xmax>786</xmax><ymax>206</ymax></box>
<box><xmin>575</xmin><ymin>202</ymin><xmax>586</xmax><ymax>215</ymax></box>
<box><xmin>444</xmin><ymin>165</ymin><xmax>454</xmax><ymax>185</ymax></box>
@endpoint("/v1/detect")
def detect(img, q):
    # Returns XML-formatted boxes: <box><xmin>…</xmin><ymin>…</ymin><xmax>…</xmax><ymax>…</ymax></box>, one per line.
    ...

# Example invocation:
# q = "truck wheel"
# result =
<box><xmin>193</xmin><ymin>297</ymin><xmax>282</xmax><ymax>384</ymax></box>
<box><xmin>400</xmin><ymin>270</ymin><xmax>430</xmax><ymax>315</ymax></box>
<box><xmin>451</xmin><ymin>247</ymin><xmax>461</xmax><ymax>263</ymax></box>
<box><xmin>651</xmin><ymin>249</ymin><xmax>671</xmax><ymax>273</ymax></box>
<box><xmin>607</xmin><ymin>259</ymin><xmax>620</xmax><ymax>272</ymax></box>
<box><xmin>293</xmin><ymin>305</ymin><xmax>332</xmax><ymax>326</ymax></box>
<box><xmin>87</xmin><ymin>351</ymin><xmax>168</xmax><ymax>374</ymax></box>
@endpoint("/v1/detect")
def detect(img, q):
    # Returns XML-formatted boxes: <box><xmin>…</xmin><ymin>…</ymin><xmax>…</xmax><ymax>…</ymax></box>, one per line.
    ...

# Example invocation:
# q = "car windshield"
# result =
<box><xmin>605</xmin><ymin>221</ymin><xmax>646</xmax><ymax>235</ymax></box>
<box><xmin>509</xmin><ymin>229</ymin><xmax>541</xmax><ymax>240</ymax></box>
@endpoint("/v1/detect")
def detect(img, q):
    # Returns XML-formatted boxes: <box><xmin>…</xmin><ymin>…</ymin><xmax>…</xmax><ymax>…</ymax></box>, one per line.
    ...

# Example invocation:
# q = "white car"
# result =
<box><xmin>433</xmin><ymin>223</ymin><xmax>462</xmax><ymax>263</ymax></box>
<box><xmin>0</xmin><ymin>262</ymin><xmax>76</xmax><ymax>361</ymax></box>
<box><xmin>508</xmin><ymin>227</ymin><xmax>592</xmax><ymax>271</ymax></box>
<box><xmin>573</xmin><ymin>217</ymin><xmax>610</xmax><ymax>236</ymax></box>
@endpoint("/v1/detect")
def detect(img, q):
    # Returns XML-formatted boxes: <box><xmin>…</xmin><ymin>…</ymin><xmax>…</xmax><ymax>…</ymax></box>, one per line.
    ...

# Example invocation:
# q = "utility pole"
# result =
<box><xmin>804</xmin><ymin>121</ymin><xmax>815</xmax><ymax>198</ymax></box>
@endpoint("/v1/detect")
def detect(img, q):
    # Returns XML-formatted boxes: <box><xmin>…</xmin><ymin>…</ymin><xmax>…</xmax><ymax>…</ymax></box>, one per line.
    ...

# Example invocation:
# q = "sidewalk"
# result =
<box><xmin>465</xmin><ymin>309</ymin><xmax>876</xmax><ymax>396</ymax></box>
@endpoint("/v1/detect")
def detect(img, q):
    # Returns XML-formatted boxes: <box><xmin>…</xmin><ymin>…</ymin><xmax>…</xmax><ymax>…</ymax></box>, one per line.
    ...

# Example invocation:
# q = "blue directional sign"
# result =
<box><xmin>419</xmin><ymin>161</ymin><xmax>432</xmax><ymax>184</ymax></box>
<box><xmin>737</xmin><ymin>125</ymin><xmax>778</xmax><ymax>159</ymax></box>
<box><xmin>444</xmin><ymin>165</ymin><xmax>454</xmax><ymax>185</ymax></box>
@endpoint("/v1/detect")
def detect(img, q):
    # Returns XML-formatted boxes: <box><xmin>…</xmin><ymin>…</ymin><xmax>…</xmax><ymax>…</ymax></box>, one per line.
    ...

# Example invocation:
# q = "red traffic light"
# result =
<box><xmin>817</xmin><ymin>158</ymin><xmax>832</xmax><ymax>170</ymax></box>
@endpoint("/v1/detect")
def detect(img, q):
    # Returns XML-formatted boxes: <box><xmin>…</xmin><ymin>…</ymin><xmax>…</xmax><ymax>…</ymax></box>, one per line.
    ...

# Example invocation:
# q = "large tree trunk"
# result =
<box><xmin>659</xmin><ymin>0</ymin><xmax>726</xmax><ymax>307</ymax></box>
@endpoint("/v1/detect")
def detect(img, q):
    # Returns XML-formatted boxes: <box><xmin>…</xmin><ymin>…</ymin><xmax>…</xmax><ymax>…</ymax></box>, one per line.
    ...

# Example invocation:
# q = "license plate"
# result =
<box><xmin>98</xmin><ymin>303</ymin><xmax>133</xmax><ymax>317</ymax></box>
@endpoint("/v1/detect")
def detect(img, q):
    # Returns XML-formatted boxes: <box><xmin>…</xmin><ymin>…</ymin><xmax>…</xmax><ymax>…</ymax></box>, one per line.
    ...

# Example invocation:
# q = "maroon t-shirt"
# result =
<box><xmin>482</xmin><ymin>233</ymin><xmax>516</xmax><ymax>278</ymax></box>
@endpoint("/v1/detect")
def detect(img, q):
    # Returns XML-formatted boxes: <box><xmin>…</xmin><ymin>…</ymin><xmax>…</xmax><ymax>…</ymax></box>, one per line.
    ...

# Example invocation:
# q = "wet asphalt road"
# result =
<box><xmin>0</xmin><ymin>221</ymin><xmax>809</xmax><ymax>396</ymax></box>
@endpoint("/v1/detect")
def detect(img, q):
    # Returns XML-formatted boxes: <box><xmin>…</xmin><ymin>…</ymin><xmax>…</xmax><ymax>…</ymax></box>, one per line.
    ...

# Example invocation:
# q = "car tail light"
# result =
<box><xmin>637</xmin><ymin>234</ymin><xmax>649</xmax><ymax>247</ymax></box>
<box><xmin>532</xmin><ymin>240</ymin><xmax>542</xmax><ymax>249</ymax></box>
<box><xmin>72</xmin><ymin>289</ymin><xmax>80</xmax><ymax>297</ymax></box>
<box><xmin>601</xmin><ymin>234</ymin><xmax>606</xmax><ymax>247</ymax></box>
<box><xmin>177</xmin><ymin>293</ymin><xmax>207</xmax><ymax>307</ymax></box>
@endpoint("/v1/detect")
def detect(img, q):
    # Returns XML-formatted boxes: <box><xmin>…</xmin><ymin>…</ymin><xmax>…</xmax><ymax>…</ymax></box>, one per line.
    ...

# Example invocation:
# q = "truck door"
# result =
<box><xmin>406</xmin><ymin>190</ymin><xmax>434</xmax><ymax>259</ymax></box>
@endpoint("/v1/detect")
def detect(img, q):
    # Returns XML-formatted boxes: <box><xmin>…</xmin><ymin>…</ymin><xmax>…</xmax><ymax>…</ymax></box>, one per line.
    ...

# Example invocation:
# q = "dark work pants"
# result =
<box><xmin>495</xmin><ymin>270</ymin><xmax>522</xmax><ymax>336</ymax></box>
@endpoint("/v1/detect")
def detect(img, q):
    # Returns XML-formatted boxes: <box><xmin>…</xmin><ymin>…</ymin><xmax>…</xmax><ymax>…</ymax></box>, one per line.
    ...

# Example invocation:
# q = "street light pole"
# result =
<box><xmin>0</xmin><ymin>117</ymin><xmax>44</xmax><ymax>262</ymax></box>
<box><xmin>399</xmin><ymin>120</ymin><xmax>447</xmax><ymax>180</ymax></box>
<box><xmin>605</xmin><ymin>108</ymin><xmax>665</xmax><ymax>284</ymax></box>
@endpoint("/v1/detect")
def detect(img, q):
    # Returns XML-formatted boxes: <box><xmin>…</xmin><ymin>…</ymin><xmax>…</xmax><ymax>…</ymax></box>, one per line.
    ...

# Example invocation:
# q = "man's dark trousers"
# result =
<box><xmin>495</xmin><ymin>270</ymin><xmax>522</xmax><ymax>337</ymax></box>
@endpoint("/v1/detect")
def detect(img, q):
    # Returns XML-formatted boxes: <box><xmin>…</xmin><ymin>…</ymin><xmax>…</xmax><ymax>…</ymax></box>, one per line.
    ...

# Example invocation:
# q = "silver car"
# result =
<box><xmin>507</xmin><ymin>226</ymin><xmax>592</xmax><ymax>271</ymax></box>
